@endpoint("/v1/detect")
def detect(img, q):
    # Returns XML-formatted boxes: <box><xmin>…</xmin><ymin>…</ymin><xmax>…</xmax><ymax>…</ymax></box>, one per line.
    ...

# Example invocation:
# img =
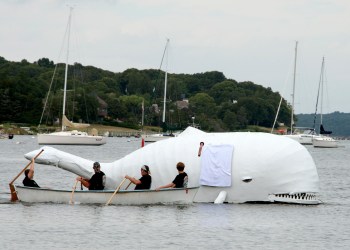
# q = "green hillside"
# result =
<box><xmin>0</xmin><ymin>55</ymin><xmax>321</xmax><ymax>133</ymax></box>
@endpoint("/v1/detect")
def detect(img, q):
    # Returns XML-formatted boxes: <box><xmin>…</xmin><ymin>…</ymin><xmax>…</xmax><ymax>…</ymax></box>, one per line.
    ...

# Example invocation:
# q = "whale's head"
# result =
<box><xmin>24</xmin><ymin>146</ymin><xmax>61</xmax><ymax>165</ymax></box>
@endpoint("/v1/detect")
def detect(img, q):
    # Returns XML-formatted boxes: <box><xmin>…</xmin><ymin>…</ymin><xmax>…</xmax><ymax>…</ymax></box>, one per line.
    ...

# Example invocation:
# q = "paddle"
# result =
<box><xmin>125</xmin><ymin>181</ymin><xmax>132</xmax><ymax>190</ymax></box>
<box><xmin>124</xmin><ymin>177</ymin><xmax>134</xmax><ymax>190</ymax></box>
<box><xmin>105</xmin><ymin>178</ymin><xmax>127</xmax><ymax>206</ymax></box>
<box><xmin>9</xmin><ymin>149</ymin><xmax>44</xmax><ymax>201</ymax></box>
<box><xmin>69</xmin><ymin>180</ymin><xmax>79</xmax><ymax>204</ymax></box>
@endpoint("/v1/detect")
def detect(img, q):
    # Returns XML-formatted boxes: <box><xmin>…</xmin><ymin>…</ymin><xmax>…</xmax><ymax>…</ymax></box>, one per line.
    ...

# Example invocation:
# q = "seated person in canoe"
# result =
<box><xmin>125</xmin><ymin>165</ymin><xmax>152</xmax><ymax>190</ymax></box>
<box><xmin>23</xmin><ymin>159</ymin><xmax>40</xmax><ymax>188</ymax></box>
<box><xmin>76</xmin><ymin>162</ymin><xmax>106</xmax><ymax>190</ymax></box>
<box><xmin>156</xmin><ymin>162</ymin><xmax>188</xmax><ymax>191</ymax></box>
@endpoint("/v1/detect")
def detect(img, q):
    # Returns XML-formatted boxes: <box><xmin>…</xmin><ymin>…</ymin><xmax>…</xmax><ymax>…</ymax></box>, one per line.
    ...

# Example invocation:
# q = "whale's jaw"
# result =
<box><xmin>268</xmin><ymin>192</ymin><xmax>320</xmax><ymax>205</ymax></box>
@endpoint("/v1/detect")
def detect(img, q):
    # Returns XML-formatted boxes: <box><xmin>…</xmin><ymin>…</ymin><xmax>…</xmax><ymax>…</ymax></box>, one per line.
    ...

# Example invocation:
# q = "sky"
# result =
<box><xmin>1</xmin><ymin>0</ymin><xmax>349</xmax><ymax>114</ymax></box>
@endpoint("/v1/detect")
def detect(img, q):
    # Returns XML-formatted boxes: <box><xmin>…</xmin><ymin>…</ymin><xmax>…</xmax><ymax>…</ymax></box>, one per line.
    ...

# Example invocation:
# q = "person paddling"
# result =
<box><xmin>125</xmin><ymin>165</ymin><xmax>152</xmax><ymax>190</ymax></box>
<box><xmin>156</xmin><ymin>162</ymin><xmax>188</xmax><ymax>191</ymax></box>
<box><xmin>76</xmin><ymin>162</ymin><xmax>106</xmax><ymax>190</ymax></box>
<box><xmin>23</xmin><ymin>159</ymin><xmax>40</xmax><ymax>188</ymax></box>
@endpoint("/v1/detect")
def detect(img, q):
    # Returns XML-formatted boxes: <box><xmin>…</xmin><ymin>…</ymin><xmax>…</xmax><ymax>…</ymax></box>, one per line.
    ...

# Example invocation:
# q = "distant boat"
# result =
<box><xmin>313</xmin><ymin>136</ymin><xmax>338</xmax><ymax>148</ymax></box>
<box><xmin>312</xmin><ymin>57</ymin><xmax>338</xmax><ymax>148</ymax></box>
<box><xmin>274</xmin><ymin>42</ymin><xmax>320</xmax><ymax>144</ymax></box>
<box><xmin>142</xmin><ymin>132</ymin><xmax>177</xmax><ymax>143</ymax></box>
<box><xmin>285</xmin><ymin>127</ymin><xmax>318</xmax><ymax>145</ymax></box>
<box><xmin>38</xmin><ymin>129</ymin><xmax>106</xmax><ymax>146</ymax></box>
<box><xmin>0</xmin><ymin>133</ymin><xmax>14</xmax><ymax>139</ymax></box>
<box><xmin>37</xmin><ymin>8</ymin><xmax>106</xmax><ymax>146</ymax></box>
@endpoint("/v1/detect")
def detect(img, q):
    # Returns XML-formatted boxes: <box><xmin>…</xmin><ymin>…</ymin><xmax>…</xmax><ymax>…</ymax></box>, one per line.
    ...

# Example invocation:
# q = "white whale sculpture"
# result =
<box><xmin>24</xmin><ymin>127</ymin><xmax>320</xmax><ymax>204</ymax></box>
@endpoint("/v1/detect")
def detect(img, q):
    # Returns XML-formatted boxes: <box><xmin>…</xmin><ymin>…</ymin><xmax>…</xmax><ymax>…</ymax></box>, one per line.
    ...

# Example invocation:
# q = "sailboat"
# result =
<box><xmin>37</xmin><ymin>8</ymin><xmax>106</xmax><ymax>146</ymax></box>
<box><xmin>312</xmin><ymin>57</ymin><xmax>338</xmax><ymax>148</ymax></box>
<box><xmin>142</xmin><ymin>39</ymin><xmax>177</xmax><ymax>143</ymax></box>
<box><xmin>281</xmin><ymin>42</ymin><xmax>319</xmax><ymax>145</ymax></box>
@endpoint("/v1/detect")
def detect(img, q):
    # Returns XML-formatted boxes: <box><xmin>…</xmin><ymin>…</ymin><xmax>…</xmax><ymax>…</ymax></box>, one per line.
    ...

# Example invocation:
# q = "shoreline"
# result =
<box><xmin>0</xmin><ymin>124</ymin><xmax>153</xmax><ymax>136</ymax></box>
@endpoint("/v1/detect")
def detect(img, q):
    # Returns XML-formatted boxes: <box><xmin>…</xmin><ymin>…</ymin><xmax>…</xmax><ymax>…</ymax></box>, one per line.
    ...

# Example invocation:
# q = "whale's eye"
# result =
<box><xmin>242</xmin><ymin>177</ymin><xmax>252</xmax><ymax>183</ymax></box>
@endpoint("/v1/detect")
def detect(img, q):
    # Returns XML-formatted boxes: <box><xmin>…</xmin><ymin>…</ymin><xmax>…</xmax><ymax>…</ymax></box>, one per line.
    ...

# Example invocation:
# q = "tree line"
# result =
<box><xmin>0</xmin><ymin>56</ymin><xmax>293</xmax><ymax>132</ymax></box>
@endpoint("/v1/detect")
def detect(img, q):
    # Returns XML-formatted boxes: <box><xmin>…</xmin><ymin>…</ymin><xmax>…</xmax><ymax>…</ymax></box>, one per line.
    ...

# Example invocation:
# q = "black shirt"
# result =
<box><xmin>23</xmin><ymin>177</ymin><xmax>40</xmax><ymax>188</ymax></box>
<box><xmin>135</xmin><ymin>175</ymin><xmax>152</xmax><ymax>190</ymax></box>
<box><xmin>89</xmin><ymin>171</ymin><xmax>105</xmax><ymax>190</ymax></box>
<box><xmin>172</xmin><ymin>172</ymin><xmax>188</xmax><ymax>188</ymax></box>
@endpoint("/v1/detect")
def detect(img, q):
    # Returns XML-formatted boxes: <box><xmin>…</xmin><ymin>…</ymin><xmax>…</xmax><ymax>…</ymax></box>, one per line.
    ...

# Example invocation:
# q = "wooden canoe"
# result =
<box><xmin>14</xmin><ymin>185</ymin><xmax>199</xmax><ymax>205</ymax></box>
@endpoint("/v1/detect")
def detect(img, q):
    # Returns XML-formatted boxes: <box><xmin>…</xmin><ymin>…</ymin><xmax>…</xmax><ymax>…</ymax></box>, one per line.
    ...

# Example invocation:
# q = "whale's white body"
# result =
<box><xmin>25</xmin><ymin>127</ymin><xmax>320</xmax><ymax>204</ymax></box>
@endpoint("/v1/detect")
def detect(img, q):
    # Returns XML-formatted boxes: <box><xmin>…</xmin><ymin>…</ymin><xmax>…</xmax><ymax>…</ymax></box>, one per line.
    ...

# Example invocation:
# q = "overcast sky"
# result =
<box><xmin>1</xmin><ymin>0</ymin><xmax>349</xmax><ymax>114</ymax></box>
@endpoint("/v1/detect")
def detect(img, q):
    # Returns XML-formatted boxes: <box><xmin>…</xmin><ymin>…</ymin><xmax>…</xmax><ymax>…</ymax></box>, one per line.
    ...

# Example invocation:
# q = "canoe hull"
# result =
<box><xmin>15</xmin><ymin>185</ymin><xmax>198</xmax><ymax>205</ymax></box>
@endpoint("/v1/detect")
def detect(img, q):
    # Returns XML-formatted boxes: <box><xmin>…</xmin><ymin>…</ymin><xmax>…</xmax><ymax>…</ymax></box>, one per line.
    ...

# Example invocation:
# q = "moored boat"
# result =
<box><xmin>37</xmin><ymin>8</ymin><xmax>106</xmax><ymax>146</ymax></box>
<box><xmin>312</xmin><ymin>136</ymin><xmax>338</xmax><ymax>148</ymax></box>
<box><xmin>273</xmin><ymin>42</ymin><xmax>320</xmax><ymax>146</ymax></box>
<box><xmin>38</xmin><ymin>130</ymin><xmax>106</xmax><ymax>145</ymax></box>
<box><xmin>284</xmin><ymin>127</ymin><xmax>320</xmax><ymax>145</ymax></box>
<box><xmin>0</xmin><ymin>133</ymin><xmax>14</xmax><ymax>139</ymax></box>
<box><xmin>14</xmin><ymin>185</ymin><xmax>198</xmax><ymax>205</ymax></box>
<box><xmin>142</xmin><ymin>132</ymin><xmax>177</xmax><ymax>142</ymax></box>
<box><xmin>311</xmin><ymin>57</ymin><xmax>338</xmax><ymax>148</ymax></box>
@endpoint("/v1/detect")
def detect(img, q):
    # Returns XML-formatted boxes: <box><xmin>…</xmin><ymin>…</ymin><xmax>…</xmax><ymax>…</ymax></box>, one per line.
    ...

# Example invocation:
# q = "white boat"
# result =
<box><xmin>273</xmin><ymin>42</ymin><xmax>321</xmax><ymax>145</ymax></box>
<box><xmin>284</xmin><ymin>127</ymin><xmax>320</xmax><ymax>145</ymax></box>
<box><xmin>312</xmin><ymin>57</ymin><xmax>338</xmax><ymax>148</ymax></box>
<box><xmin>14</xmin><ymin>185</ymin><xmax>198</xmax><ymax>205</ymax></box>
<box><xmin>142</xmin><ymin>132</ymin><xmax>178</xmax><ymax>142</ymax></box>
<box><xmin>313</xmin><ymin>135</ymin><xmax>338</xmax><ymax>148</ymax></box>
<box><xmin>142</xmin><ymin>133</ymin><xmax>170</xmax><ymax>142</ymax></box>
<box><xmin>37</xmin><ymin>8</ymin><xmax>106</xmax><ymax>146</ymax></box>
<box><xmin>38</xmin><ymin>130</ymin><xmax>106</xmax><ymax>145</ymax></box>
<box><xmin>25</xmin><ymin>127</ymin><xmax>321</xmax><ymax>205</ymax></box>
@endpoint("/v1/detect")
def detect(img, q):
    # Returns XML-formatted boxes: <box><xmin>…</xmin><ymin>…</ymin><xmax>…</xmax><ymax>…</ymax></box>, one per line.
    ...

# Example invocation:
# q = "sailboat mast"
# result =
<box><xmin>320</xmin><ymin>57</ymin><xmax>325</xmax><ymax>125</ymax></box>
<box><xmin>62</xmin><ymin>7</ymin><xmax>73</xmax><ymax>131</ymax></box>
<box><xmin>162</xmin><ymin>39</ymin><xmax>169</xmax><ymax>123</ymax></box>
<box><xmin>290</xmin><ymin>41</ymin><xmax>298</xmax><ymax>134</ymax></box>
<box><xmin>313</xmin><ymin>57</ymin><xmax>325</xmax><ymax>131</ymax></box>
<box><xmin>141</xmin><ymin>99</ymin><xmax>144</xmax><ymax>129</ymax></box>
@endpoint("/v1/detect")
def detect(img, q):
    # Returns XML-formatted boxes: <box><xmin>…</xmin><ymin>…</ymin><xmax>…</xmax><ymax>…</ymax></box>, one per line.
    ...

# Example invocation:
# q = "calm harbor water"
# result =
<box><xmin>1</xmin><ymin>136</ymin><xmax>349</xmax><ymax>249</ymax></box>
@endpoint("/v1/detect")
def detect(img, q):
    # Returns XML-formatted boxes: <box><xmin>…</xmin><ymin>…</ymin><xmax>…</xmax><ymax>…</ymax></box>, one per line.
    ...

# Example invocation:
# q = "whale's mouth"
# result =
<box><xmin>268</xmin><ymin>192</ymin><xmax>321</xmax><ymax>205</ymax></box>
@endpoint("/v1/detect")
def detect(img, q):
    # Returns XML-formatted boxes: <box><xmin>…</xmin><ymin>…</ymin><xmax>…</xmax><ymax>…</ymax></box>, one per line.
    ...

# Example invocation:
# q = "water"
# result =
<box><xmin>1</xmin><ymin>136</ymin><xmax>349</xmax><ymax>249</ymax></box>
